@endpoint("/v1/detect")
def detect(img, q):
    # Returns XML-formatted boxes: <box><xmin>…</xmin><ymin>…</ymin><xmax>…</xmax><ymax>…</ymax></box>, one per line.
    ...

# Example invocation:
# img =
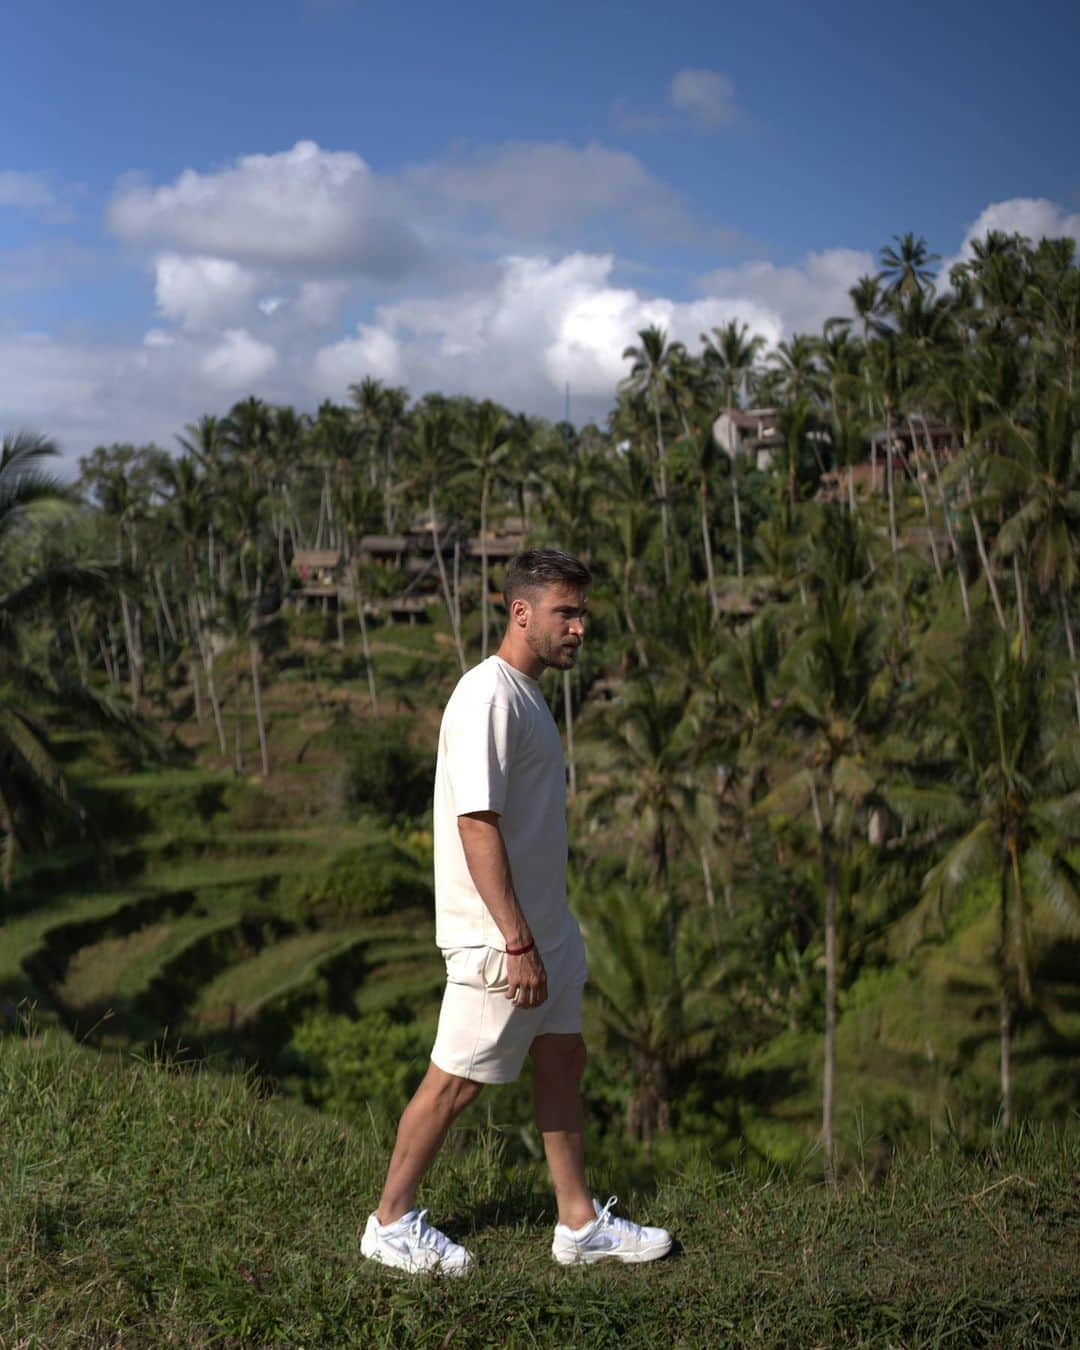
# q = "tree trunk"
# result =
<box><xmin>562</xmin><ymin>667</ymin><xmax>576</xmax><ymax>797</ymax></box>
<box><xmin>621</xmin><ymin>558</ymin><xmax>649</xmax><ymax>669</ymax></box>
<box><xmin>731</xmin><ymin>464</ymin><xmax>745</xmax><ymax>581</ymax></box>
<box><xmin>700</xmin><ymin>473</ymin><xmax>719</xmax><ymax>620</ymax></box>
<box><xmin>823</xmin><ymin>846</ymin><xmax>838</xmax><ymax>1183</ymax></box>
<box><xmin>999</xmin><ymin>850</ymin><xmax>1013</xmax><ymax>1132</ymax></box>
<box><xmin>905</xmin><ymin>418</ymin><xmax>943</xmax><ymax>582</ymax></box>
<box><xmin>965</xmin><ymin>472</ymin><xmax>1009</xmax><ymax>633</ymax></box>
<box><xmin>431</xmin><ymin>492</ymin><xmax>466</xmax><ymax>674</ymax></box>
<box><xmin>192</xmin><ymin>597</ymin><xmax>227</xmax><ymax>754</ymax></box>
<box><xmin>351</xmin><ymin>563</ymin><xmax>380</xmax><ymax>718</ymax></box>
<box><xmin>152</xmin><ymin>565</ymin><xmax>178</xmax><ymax>644</ymax></box>
<box><xmin>251</xmin><ymin>637</ymin><xmax>270</xmax><ymax>777</ymax></box>
<box><xmin>480</xmin><ymin>476</ymin><xmax>490</xmax><ymax>660</ymax></box>
<box><xmin>453</xmin><ymin>535</ymin><xmax>462</xmax><ymax>638</ymax></box>
<box><xmin>883</xmin><ymin>413</ymin><xmax>902</xmax><ymax>596</ymax></box>
<box><xmin>68</xmin><ymin>614</ymin><xmax>88</xmax><ymax>684</ymax></box>
<box><xmin>1059</xmin><ymin>575</ymin><xmax>1080</xmax><ymax>729</ymax></box>
<box><xmin>653</xmin><ymin>397</ymin><xmax>672</xmax><ymax>586</ymax></box>
<box><xmin>233</xmin><ymin>669</ymin><xmax>245</xmax><ymax>776</ymax></box>
<box><xmin>1012</xmin><ymin>553</ymin><xmax>1029</xmax><ymax>659</ymax></box>
<box><xmin>921</xmin><ymin>423</ymin><xmax>971</xmax><ymax>624</ymax></box>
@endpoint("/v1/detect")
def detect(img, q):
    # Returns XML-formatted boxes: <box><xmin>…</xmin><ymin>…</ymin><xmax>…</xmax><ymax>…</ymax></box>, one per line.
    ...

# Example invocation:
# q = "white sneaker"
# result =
<box><xmin>551</xmin><ymin>1195</ymin><xmax>672</xmax><ymax>1266</ymax></box>
<box><xmin>361</xmin><ymin>1207</ymin><xmax>473</xmax><ymax>1276</ymax></box>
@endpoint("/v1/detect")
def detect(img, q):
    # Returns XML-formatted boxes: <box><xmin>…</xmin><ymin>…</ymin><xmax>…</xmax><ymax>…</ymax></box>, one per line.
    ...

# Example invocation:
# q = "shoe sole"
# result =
<box><xmin>552</xmin><ymin>1238</ymin><xmax>673</xmax><ymax>1266</ymax></box>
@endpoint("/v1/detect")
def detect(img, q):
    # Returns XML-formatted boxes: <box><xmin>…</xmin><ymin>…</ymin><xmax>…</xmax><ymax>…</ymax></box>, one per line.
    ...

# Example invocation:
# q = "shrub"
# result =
<box><xmin>278</xmin><ymin>842</ymin><xmax>432</xmax><ymax>922</ymax></box>
<box><xmin>287</xmin><ymin>1009</ymin><xmax>433</xmax><ymax>1122</ymax></box>
<box><xmin>218</xmin><ymin>781</ymin><xmax>287</xmax><ymax>831</ymax></box>
<box><xmin>340</xmin><ymin>717</ymin><xmax>432</xmax><ymax>823</ymax></box>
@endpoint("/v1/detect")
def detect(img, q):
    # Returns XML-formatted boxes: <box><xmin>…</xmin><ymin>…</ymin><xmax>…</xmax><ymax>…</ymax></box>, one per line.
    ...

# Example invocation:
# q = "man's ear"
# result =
<box><xmin>511</xmin><ymin>597</ymin><xmax>530</xmax><ymax>627</ymax></box>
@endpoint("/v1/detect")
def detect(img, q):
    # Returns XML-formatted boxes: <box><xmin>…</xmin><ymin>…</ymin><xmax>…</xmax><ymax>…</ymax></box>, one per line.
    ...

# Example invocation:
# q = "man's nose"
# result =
<box><xmin>569</xmin><ymin>616</ymin><xmax>585</xmax><ymax>638</ymax></box>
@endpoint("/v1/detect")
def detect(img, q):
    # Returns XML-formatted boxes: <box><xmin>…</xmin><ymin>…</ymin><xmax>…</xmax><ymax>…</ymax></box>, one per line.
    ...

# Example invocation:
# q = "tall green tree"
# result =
<box><xmin>890</xmin><ymin>630</ymin><xmax>1080</xmax><ymax>1130</ymax></box>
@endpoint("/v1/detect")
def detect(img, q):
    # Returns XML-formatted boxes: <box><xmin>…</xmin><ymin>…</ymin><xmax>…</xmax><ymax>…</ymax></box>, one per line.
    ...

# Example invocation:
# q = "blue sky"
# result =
<box><xmin>3</xmin><ymin>0</ymin><xmax>1078</xmax><ymax>461</ymax></box>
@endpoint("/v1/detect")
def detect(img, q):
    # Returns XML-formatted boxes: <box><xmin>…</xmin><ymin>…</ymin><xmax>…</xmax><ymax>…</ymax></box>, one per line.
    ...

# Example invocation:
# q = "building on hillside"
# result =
<box><xmin>712</xmin><ymin>408</ymin><xmax>781</xmax><ymax>471</ymax></box>
<box><xmin>293</xmin><ymin>548</ymin><xmax>344</xmax><ymax>596</ymax></box>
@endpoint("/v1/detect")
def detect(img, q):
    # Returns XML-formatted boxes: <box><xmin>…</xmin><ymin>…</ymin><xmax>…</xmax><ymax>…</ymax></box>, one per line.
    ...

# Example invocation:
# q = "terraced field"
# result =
<box><xmin>3</xmin><ymin>759</ymin><xmax>442</xmax><ymax>1088</ymax></box>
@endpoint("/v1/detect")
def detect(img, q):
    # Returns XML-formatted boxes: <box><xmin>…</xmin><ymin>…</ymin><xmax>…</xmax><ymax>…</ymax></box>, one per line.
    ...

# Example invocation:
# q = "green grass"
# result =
<box><xmin>1</xmin><ymin>1027</ymin><xmax>1076</xmax><ymax>1347</ymax></box>
<box><xmin>191</xmin><ymin>927</ymin><xmax>352</xmax><ymax>1022</ymax></box>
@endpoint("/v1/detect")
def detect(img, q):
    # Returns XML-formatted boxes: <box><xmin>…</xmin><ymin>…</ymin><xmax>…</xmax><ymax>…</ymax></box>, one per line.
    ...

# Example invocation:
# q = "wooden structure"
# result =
<box><xmin>293</xmin><ymin>549</ymin><xmax>344</xmax><ymax>597</ymax></box>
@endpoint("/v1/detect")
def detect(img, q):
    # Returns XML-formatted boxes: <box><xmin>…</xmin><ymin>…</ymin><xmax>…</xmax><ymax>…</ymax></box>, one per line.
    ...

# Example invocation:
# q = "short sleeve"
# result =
<box><xmin>444</xmin><ymin>700</ymin><xmax>514</xmax><ymax>816</ymax></box>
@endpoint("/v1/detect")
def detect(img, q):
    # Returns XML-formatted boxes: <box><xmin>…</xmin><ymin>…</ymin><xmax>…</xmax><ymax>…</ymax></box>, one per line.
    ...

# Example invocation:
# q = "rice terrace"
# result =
<box><xmin>3</xmin><ymin>2</ymin><xmax>1080</xmax><ymax>1345</ymax></box>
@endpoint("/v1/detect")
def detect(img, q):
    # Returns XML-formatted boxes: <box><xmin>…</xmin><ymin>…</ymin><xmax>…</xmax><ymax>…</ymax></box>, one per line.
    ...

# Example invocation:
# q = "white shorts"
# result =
<box><xmin>429</xmin><ymin>922</ymin><xmax>588</xmax><ymax>1084</ymax></box>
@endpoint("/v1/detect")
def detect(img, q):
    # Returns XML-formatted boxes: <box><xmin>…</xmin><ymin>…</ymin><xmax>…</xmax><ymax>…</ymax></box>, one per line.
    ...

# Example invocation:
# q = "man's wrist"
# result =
<box><xmin>503</xmin><ymin>929</ymin><xmax>532</xmax><ymax>950</ymax></box>
<box><xmin>505</xmin><ymin>937</ymin><xmax>535</xmax><ymax>957</ymax></box>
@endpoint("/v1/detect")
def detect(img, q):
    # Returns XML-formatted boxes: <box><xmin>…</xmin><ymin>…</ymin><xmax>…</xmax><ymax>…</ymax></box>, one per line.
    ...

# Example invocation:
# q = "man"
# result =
<box><xmin>361</xmin><ymin>548</ymin><xmax>672</xmax><ymax>1275</ymax></box>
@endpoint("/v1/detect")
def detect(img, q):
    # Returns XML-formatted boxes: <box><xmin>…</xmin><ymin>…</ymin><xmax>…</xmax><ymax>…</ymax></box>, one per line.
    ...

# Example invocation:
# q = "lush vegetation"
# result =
<box><xmin>3</xmin><ymin>228</ymin><xmax>1079</xmax><ymax>1198</ymax></box>
<box><xmin>2</xmin><ymin>1024</ymin><xmax>1076</xmax><ymax>1346</ymax></box>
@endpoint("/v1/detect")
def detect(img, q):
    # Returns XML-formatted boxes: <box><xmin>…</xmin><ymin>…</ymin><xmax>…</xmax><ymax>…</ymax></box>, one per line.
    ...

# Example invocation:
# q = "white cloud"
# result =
<box><xmin>109</xmin><ymin>140</ymin><xmax>426</xmax><ymax>277</ymax></box>
<box><xmin>670</xmin><ymin>69</ymin><xmax>737</xmax><ymax>129</ymax></box>
<box><xmin>0</xmin><ymin>170</ymin><xmax>56</xmax><ymax>211</ymax></box>
<box><xmin>311</xmin><ymin>252</ymin><xmax>761</xmax><ymax>416</ymax></box>
<box><xmin>939</xmin><ymin>197</ymin><xmax>1080</xmax><ymax>280</ymax></box>
<box><xmin>402</xmin><ymin>140</ymin><xmax>706</xmax><ymax>244</ymax></box>
<box><xmin>296</xmin><ymin>279</ymin><xmax>349</xmax><ymax>326</ymax></box>
<box><xmin>701</xmin><ymin>248</ymin><xmax>875</xmax><ymax>337</ymax></box>
<box><xmin>611</xmin><ymin>67</ymin><xmax>741</xmax><ymax>135</ymax></box>
<box><xmin>154</xmin><ymin>254</ymin><xmax>259</xmax><ymax>329</ymax></box>
<box><xmin>200</xmin><ymin>329</ymin><xmax>279</xmax><ymax>389</ymax></box>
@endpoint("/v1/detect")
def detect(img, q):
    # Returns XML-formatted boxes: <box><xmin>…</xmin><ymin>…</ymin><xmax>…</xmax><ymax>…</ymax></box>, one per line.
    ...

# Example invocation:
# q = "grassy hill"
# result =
<box><xmin>2</xmin><ymin>1026</ymin><xmax>1077</xmax><ymax>1348</ymax></box>
<box><xmin>5</xmin><ymin>604</ymin><xmax>1079</xmax><ymax>1178</ymax></box>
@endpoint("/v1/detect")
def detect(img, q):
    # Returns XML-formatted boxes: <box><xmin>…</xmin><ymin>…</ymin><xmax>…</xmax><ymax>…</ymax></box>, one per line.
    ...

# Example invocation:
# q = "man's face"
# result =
<box><xmin>521</xmin><ymin>583</ymin><xmax>587</xmax><ymax>671</ymax></box>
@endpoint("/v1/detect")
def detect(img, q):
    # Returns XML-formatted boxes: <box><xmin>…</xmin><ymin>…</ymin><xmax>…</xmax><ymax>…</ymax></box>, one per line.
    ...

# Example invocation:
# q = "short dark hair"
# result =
<box><xmin>502</xmin><ymin>548</ymin><xmax>592</xmax><ymax>611</ymax></box>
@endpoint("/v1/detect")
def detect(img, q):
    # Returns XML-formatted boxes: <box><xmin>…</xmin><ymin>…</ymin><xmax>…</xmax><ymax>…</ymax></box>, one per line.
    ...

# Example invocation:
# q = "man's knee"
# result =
<box><xmin>422</xmin><ymin>1062</ymin><xmax>484</xmax><ymax>1115</ymax></box>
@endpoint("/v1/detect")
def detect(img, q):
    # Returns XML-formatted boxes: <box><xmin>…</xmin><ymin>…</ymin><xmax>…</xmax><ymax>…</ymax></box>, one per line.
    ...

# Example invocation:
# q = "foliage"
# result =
<box><xmin>339</xmin><ymin>715</ymin><xmax>433</xmax><ymax>823</ymax></box>
<box><xmin>277</xmin><ymin>840</ymin><xmax>432</xmax><ymax>922</ymax></box>
<box><xmin>287</xmin><ymin>1008</ymin><xmax>433</xmax><ymax>1123</ymax></box>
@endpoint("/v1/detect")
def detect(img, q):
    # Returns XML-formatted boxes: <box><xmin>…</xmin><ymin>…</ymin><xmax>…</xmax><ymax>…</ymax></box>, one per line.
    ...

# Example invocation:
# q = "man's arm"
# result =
<box><xmin>457</xmin><ymin>810</ymin><xmax>548</xmax><ymax>1009</ymax></box>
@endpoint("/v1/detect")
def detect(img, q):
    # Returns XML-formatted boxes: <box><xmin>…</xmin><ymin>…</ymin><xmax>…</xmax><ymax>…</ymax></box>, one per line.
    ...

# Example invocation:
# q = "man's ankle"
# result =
<box><xmin>375</xmin><ymin>1202</ymin><xmax>414</xmax><ymax>1227</ymax></box>
<box><xmin>559</xmin><ymin>1206</ymin><xmax>596</xmax><ymax>1231</ymax></box>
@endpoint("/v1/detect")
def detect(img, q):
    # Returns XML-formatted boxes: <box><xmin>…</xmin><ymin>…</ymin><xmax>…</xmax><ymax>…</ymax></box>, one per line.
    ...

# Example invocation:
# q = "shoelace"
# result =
<box><xmin>409</xmin><ymin>1208</ymin><xmax>451</xmax><ymax>1255</ymax></box>
<box><xmin>594</xmin><ymin>1195</ymin><xmax>636</xmax><ymax>1236</ymax></box>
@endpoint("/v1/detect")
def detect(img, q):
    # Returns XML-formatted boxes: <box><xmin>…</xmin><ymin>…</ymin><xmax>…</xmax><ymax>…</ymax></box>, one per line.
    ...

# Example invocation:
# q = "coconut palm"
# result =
<box><xmin>702</xmin><ymin>319</ymin><xmax>766</xmax><ymax>579</ymax></box>
<box><xmin>987</xmin><ymin>387</ymin><xmax>1080</xmax><ymax>724</ymax></box>
<box><xmin>879</xmin><ymin>233</ymin><xmax>941</xmax><ymax>304</ymax></box>
<box><xmin>575</xmin><ymin>880</ymin><xmax>725</xmax><ymax>1147</ymax></box>
<box><xmin>621</xmin><ymin>326</ymin><xmax>686</xmax><ymax>585</ymax></box>
<box><xmin>459</xmin><ymin>401</ymin><xmax>513</xmax><ymax>661</ymax></box>
<box><xmin>888</xmin><ymin>629</ymin><xmax>1080</xmax><ymax>1130</ymax></box>
<box><xmin>755</xmin><ymin>580</ymin><xmax>890</xmax><ymax>1178</ymax></box>
<box><xmin>409</xmin><ymin>402</ymin><xmax>467</xmax><ymax>674</ymax></box>
<box><xmin>0</xmin><ymin>432</ymin><xmax>126</xmax><ymax>887</ymax></box>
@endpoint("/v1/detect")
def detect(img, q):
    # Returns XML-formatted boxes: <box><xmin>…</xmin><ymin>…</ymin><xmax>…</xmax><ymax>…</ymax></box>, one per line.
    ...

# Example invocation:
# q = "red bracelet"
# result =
<box><xmin>505</xmin><ymin>938</ymin><xmax>535</xmax><ymax>957</ymax></box>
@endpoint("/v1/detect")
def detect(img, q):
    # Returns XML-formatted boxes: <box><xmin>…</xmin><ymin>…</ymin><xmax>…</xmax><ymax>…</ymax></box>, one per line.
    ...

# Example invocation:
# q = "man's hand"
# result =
<box><xmin>507</xmin><ymin>946</ymin><xmax>548</xmax><ymax>1009</ymax></box>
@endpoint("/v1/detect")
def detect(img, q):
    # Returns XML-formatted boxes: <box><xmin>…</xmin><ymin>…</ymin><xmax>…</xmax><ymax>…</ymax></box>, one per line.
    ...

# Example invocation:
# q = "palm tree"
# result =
<box><xmin>410</xmin><ymin>403</ymin><xmax>467</xmax><ymax>673</ymax></box>
<box><xmin>460</xmin><ymin>401</ymin><xmax>513</xmax><ymax>661</ymax></box>
<box><xmin>889</xmin><ymin>629</ymin><xmax>1080</xmax><ymax>1130</ymax></box>
<box><xmin>878</xmin><ymin>233</ymin><xmax>941</xmax><ymax>305</ymax></box>
<box><xmin>987</xmin><ymin>387</ymin><xmax>1080</xmax><ymax>725</ymax></box>
<box><xmin>0</xmin><ymin>432</ymin><xmax>123</xmax><ymax>887</ymax></box>
<box><xmin>575</xmin><ymin>880</ymin><xmax>724</xmax><ymax>1147</ymax></box>
<box><xmin>581</xmin><ymin>669</ymin><xmax>715</xmax><ymax>971</ymax></box>
<box><xmin>703</xmin><ymin>320</ymin><xmax>766</xmax><ymax>579</ymax></box>
<box><xmin>621</xmin><ymin>326</ymin><xmax>685</xmax><ymax>585</ymax></box>
<box><xmin>755</xmin><ymin>580</ymin><xmax>890</xmax><ymax>1179</ymax></box>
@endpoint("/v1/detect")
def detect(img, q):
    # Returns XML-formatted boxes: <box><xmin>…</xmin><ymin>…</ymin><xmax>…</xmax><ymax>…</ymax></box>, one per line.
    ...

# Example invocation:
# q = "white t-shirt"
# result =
<box><xmin>433</xmin><ymin>655</ymin><xmax>573</xmax><ymax>953</ymax></box>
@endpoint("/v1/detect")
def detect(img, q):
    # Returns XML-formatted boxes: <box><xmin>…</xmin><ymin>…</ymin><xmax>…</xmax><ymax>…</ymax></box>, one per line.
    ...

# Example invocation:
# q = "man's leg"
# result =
<box><xmin>530</xmin><ymin>1032</ymin><xmax>595</xmax><ymax>1230</ymax></box>
<box><xmin>375</xmin><ymin>1061</ymin><xmax>483</xmax><ymax>1225</ymax></box>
